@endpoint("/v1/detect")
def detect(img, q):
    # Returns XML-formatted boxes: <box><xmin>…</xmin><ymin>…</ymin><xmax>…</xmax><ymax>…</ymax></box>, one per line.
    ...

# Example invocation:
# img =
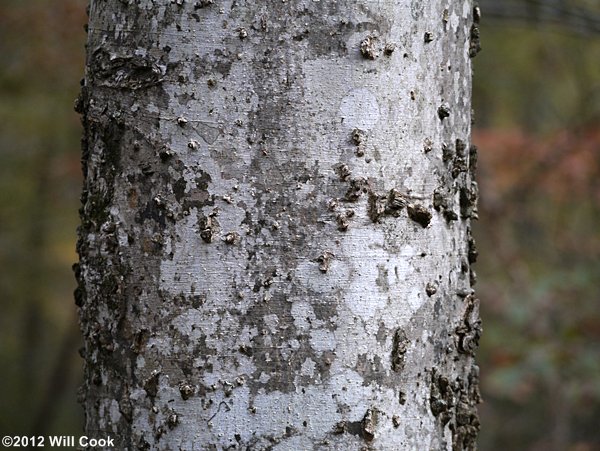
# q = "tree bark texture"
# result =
<box><xmin>75</xmin><ymin>0</ymin><xmax>482</xmax><ymax>449</ymax></box>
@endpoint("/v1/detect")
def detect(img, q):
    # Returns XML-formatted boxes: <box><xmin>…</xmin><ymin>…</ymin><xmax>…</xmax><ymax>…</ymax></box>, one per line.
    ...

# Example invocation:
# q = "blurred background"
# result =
<box><xmin>0</xmin><ymin>0</ymin><xmax>598</xmax><ymax>449</ymax></box>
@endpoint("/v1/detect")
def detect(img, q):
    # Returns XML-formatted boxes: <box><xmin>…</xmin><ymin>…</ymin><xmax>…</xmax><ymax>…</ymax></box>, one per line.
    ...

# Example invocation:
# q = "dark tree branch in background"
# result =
<box><xmin>479</xmin><ymin>0</ymin><xmax>600</xmax><ymax>35</ymax></box>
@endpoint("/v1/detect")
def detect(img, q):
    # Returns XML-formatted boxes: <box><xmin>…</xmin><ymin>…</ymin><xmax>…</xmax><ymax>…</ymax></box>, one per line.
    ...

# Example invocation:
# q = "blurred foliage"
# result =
<box><xmin>0</xmin><ymin>0</ymin><xmax>599</xmax><ymax>450</ymax></box>
<box><xmin>473</xmin><ymin>5</ymin><xmax>600</xmax><ymax>450</ymax></box>
<box><xmin>474</xmin><ymin>129</ymin><xmax>600</xmax><ymax>450</ymax></box>
<box><xmin>0</xmin><ymin>0</ymin><xmax>86</xmax><ymax>438</ymax></box>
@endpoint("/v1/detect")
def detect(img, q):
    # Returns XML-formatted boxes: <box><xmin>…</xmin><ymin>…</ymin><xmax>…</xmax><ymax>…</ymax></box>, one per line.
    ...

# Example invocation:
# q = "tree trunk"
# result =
<box><xmin>75</xmin><ymin>0</ymin><xmax>482</xmax><ymax>449</ymax></box>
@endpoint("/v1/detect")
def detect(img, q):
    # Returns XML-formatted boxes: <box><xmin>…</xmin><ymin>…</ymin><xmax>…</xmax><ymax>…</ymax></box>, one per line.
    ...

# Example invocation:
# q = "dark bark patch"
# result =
<box><xmin>91</xmin><ymin>48</ymin><xmax>166</xmax><ymax>90</ymax></box>
<box><xmin>375</xmin><ymin>265</ymin><xmax>389</xmax><ymax>292</ymax></box>
<box><xmin>223</xmin><ymin>231</ymin><xmax>240</xmax><ymax>245</ymax></box>
<box><xmin>167</xmin><ymin>412</ymin><xmax>179</xmax><ymax>429</ymax></box>
<box><xmin>194</xmin><ymin>0</ymin><xmax>214</xmax><ymax>8</ymax></box>
<box><xmin>407</xmin><ymin>204</ymin><xmax>432</xmax><ymax>227</ymax></box>
<box><xmin>334</xmin><ymin>419</ymin><xmax>362</xmax><ymax>438</ymax></box>
<box><xmin>172</xmin><ymin>177</ymin><xmax>187</xmax><ymax>202</ymax></box>
<box><xmin>178</xmin><ymin>170</ymin><xmax>213</xmax><ymax>213</ymax></box>
<box><xmin>334</xmin><ymin>163</ymin><xmax>351</xmax><ymax>181</ymax></box>
<box><xmin>367</xmin><ymin>192</ymin><xmax>387</xmax><ymax>223</ymax></box>
<box><xmin>139</xmin><ymin>199</ymin><xmax>167</xmax><ymax>228</ymax></box>
<box><xmin>455</xmin><ymin>139</ymin><xmax>467</xmax><ymax>157</ymax></box>
<box><xmin>361</xmin><ymin>408</ymin><xmax>378</xmax><ymax>441</ymax></box>
<box><xmin>368</xmin><ymin>189</ymin><xmax>407</xmax><ymax>223</ymax></box>
<box><xmin>195</xmin><ymin>170</ymin><xmax>212</xmax><ymax>193</ymax></box>
<box><xmin>469</xmin><ymin>144</ymin><xmax>478</xmax><ymax>174</ymax></box>
<box><xmin>391</xmin><ymin>328</ymin><xmax>409</xmax><ymax>372</ymax></box>
<box><xmin>360</xmin><ymin>35</ymin><xmax>379</xmax><ymax>59</ymax></box>
<box><xmin>459</xmin><ymin>182</ymin><xmax>478</xmax><ymax>219</ymax></box>
<box><xmin>132</xmin><ymin>329</ymin><xmax>149</xmax><ymax>354</ymax></box>
<box><xmin>423</xmin><ymin>138</ymin><xmax>433</xmax><ymax>153</ymax></box>
<box><xmin>469</xmin><ymin>24</ymin><xmax>481</xmax><ymax>58</ymax></box>
<box><xmin>237</xmin><ymin>292</ymin><xmax>336</xmax><ymax>394</ymax></box>
<box><xmin>355</xmin><ymin>353</ymin><xmax>391</xmax><ymax>387</ymax></box>
<box><xmin>73</xmin><ymin>263</ymin><xmax>85</xmax><ymax>307</ymax></box>
<box><xmin>302</xmin><ymin>16</ymin><xmax>350</xmax><ymax>58</ymax></box>
<box><xmin>442</xmin><ymin>142</ymin><xmax>454</xmax><ymax>163</ymax></box>
<box><xmin>336</xmin><ymin>209</ymin><xmax>354</xmax><ymax>231</ymax></box>
<box><xmin>80</xmin><ymin>118</ymin><xmax>124</xmax><ymax>229</ymax></box>
<box><xmin>344</xmin><ymin>177</ymin><xmax>368</xmax><ymax>202</ymax></box>
<box><xmin>316</xmin><ymin>252</ymin><xmax>333</xmax><ymax>273</ymax></box>
<box><xmin>467</xmin><ymin>232</ymin><xmax>478</xmax><ymax>264</ymax></box>
<box><xmin>333</xmin><ymin>409</ymin><xmax>379</xmax><ymax>441</ymax></box>
<box><xmin>430</xmin><ymin>366</ymin><xmax>481</xmax><ymax>450</ymax></box>
<box><xmin>387</xmin><ymin>188</ymin><xmax>408</xmax><ymax>213</ymax></box>
<box><xmin>179</xmin><ymin>382</ymin><xmax>195</xmax><ymax>400</ymax></box>
<box><xmin>144</xmin><ymin>370</ymin><xmax>161</xmax><ymax>399</ymax></box>
<box><xmin>429</xmin><ymin>369</ymin><xmax>454</xmax><ymax>424</ymax></box>
<box><xmin>384</xmin><ymin>42</ymin><xmax>396</xmax><ymax>55</ymax></box>
<box><xmin>159</xmin><ymin>148</ymin><xmax>175</xmax><ymax>162</ymax></box>
<box><xmin>193</xmin><ymin>49</ymin><xmax>235</xmax><ymax>78</ymax></box>
<box><xmin>451</xmin><ymin>152</ymin><xmax>468</xmax><ymax>179</ymax></box>
<box><xmin>398</xmin><ymin>390</ymin><xmax>407</xmax><ymax>405</ymax></box>
<box><xmin>438</xmin><ymin>103</ymin><xmax>451</xmax><ymax>120</ymax></box>
<box><xmin>238</xmin><ymin>344</ymin><xmax>253</xmax><ymax>357</ymax></box>
<box><xmin>455</xmin><ymin>295</ymin><xmax>482</xmax><ymax>356</ymax></box>
<box><xmin>434</xmin><ymin>188</ymin><xmax>460</xmax><ymax>223</ymax></box>
<box><xmin>452</xmin><ymin>366</ymin><xmax>481</xmax><ymax>451</ymax></box>
<box><xmin>199</xmin><ymin>215</ymin><xmax>217</xmax><ymax>243</ymax></box>
<box><xmin>426</xmin><ymin>282</ymin><xmax>437</xmax><ymax>297</ymax></box>
<box><xmin>118</xmin><ymin>396</ymin><xmax>133</xmax><ymax>422</ymax></box>
<box><xmin>351</xmin><ymin>128</ymin><xmax>367</xmax><ymax>157</ymax></box>
<box><xmin>444</xmin><ymin>209</ymin><xmax>458</xmax><ymax>222</ymax></box>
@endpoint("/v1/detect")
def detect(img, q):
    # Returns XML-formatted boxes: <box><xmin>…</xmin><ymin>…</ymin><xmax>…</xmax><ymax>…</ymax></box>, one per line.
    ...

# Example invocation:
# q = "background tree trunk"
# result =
<box><xmin>76</xmin><ymin>0</ymin><xmax>481</xmax><ymax>449</ymax></box>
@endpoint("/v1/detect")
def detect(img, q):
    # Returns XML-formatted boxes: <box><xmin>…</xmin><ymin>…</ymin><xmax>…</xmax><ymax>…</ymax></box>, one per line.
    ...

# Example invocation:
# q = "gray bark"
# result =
<box><xmin>75</xmin><ymin>0</ymin><xmax>482</xmax><ymax>449</ymax></box>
